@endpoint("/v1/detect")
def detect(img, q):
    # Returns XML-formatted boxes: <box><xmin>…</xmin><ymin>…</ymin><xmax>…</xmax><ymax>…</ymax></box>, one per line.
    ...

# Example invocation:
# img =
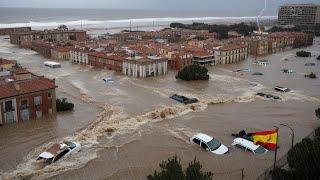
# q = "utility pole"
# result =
<box><xmin>241</xmin><ymin>168</ymin><xmax>244</xmax><ymax>180</ymax></box>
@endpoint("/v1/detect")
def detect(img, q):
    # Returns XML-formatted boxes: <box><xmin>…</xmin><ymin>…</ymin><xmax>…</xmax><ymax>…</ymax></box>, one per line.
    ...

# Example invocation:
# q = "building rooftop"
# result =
<box><xmin>0</xmin><ymin>77</ymin><xmax>57</xmax><ymax>99</ymax></box>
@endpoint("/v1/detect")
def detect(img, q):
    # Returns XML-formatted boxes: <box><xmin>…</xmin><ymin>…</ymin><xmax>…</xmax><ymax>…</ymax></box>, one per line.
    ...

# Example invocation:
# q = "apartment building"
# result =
<box><xmin>278</xmin><ymin>4</ymin><xmax>320</xmax><ymax>28</ymax></box>
<box><xmin>123</xmin><ymin>56</ymin><xmax>168</xmax><ymax>78</ymax></box>
<box><xmin>51</xmin><ymin>47</ymin><xmax>70</xmax><ymax>61</ymax></box>
<box><xmin>214</xmin><ymin>44</ymin><xmax>248</xmax><ymax>65</ymax></box>
<box><xmin>0</xmin><ymin>65</ymin><xmax>57</xmax><ymax>125</ymax></box>
<box><xmin>0</xmin><ymin>27</ymin><xmax>31</xmax><ymax>36</ymax></box>
<box><xmin>88</xmin><ymin>52</ymin><xmax>124</xmax><ymax>72</ymax></box>
<box><xmin>10</xmin><ymin>29</ymin><xmax>87</xmax><ymax>48</ymax></box>
<box><xmin>70</xmin><ymin>48</ymin><xmax>90</xmax><ymax>65</ymax></box>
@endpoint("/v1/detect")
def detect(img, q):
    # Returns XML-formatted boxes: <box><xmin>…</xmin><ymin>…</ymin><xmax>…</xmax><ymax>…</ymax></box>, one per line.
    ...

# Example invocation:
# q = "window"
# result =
<box><xmin>201</xmin><ymin>142</ymin><xmax>209</xmax><ymax>150</ymax></box>
<box><xmin>192</xmin><ymin>138</ymin><xmax>201</xmax><ymax>145</ymax></box>
<box><xmin>5</xmin><ymin>100</ymin><xmax>14</xmax><ymax>112</ymax></box>
<box><xmin>53</xmin><ymin>149</ymin><xmax>70</xmax><ymax>162</ymax></box>
<box><xmin>21</xmin><ymin>99</ymin><xmax>28</xmax><ymax>109</ymax></box>
<box><xmin>34</xmin><ymin>96</ymin><xmax>42</xmax><ymax>108</ymax></box>
<box><xmin>48</xmin><ymin>92</ymin><xmax>52</xmax><ymax>99</ymax></box>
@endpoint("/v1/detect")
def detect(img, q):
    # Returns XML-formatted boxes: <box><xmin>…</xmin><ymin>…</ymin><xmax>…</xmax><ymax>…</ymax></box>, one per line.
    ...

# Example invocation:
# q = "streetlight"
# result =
<box><xmin>280</xmin><ymin>123</ymin><xmax>295</xmax><ymax>149</ymax></box>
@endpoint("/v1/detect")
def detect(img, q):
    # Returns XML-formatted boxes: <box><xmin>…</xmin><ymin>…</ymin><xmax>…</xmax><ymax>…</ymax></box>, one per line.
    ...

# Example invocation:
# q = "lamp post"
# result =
<box><xmin>273</xmin><ymin>126</ymin><xmax>279</xmax><ymax>169</ymax></box>
<box><xmin>280</xmin><ymin>123</ymin><xmax>295</xmax><ymax>149</ymax></box>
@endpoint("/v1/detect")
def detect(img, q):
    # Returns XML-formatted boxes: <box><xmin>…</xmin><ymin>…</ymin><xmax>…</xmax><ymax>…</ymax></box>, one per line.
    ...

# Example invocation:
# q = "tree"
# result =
<box><xmin>147</xmin><ymin>156</ymin><xmax>213</xmax><ymax>180</ymax></box>
<box><xmin>147</xmin><ymin>156</ymin><xmax>185</xmax><ymax>180</ymax></box>
<box><xmin>286</xmin><ymin>138</ymin><xmax>320</xmax><ymax>180</ymax></box>
<box><xmin>176</xmin><ymin>64</ymin><xmax>209</xmax><ymax>81</ymax></box>
<box><xmin>317</xmin><ymin>55</ymin><xmax>320</xmax><ymax>60</ymax></box>
<box><xmin>272</xmin><ymin>138</ymin><xmax>320</xmax><ymax>180</ymax></box>
<box><xmin>185</xmin><ymin>159</ymin><xmax>213</xmax><ymax>180</ymax></box>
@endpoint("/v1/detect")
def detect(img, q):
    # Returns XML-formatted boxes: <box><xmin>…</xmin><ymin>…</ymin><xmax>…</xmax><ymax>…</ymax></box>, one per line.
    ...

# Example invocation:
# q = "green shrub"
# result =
<box><xmin>56</xmin><ymin>98</ymin><xmax>74</xmax><ymax>112</ymax></box>
<box><xmin>176</xmin><ymin>64</ymin><xmax>209</xmax><ymax>81</ymax></box>
<box><xmin>147</xmin><ymin>156</ymin><xmax>213</xmax><ymax>180</ymax></box>
<box><xmin>296</xmin><ymin>51</ymin><xmax>311</xmax><ymax>57</ymax></box>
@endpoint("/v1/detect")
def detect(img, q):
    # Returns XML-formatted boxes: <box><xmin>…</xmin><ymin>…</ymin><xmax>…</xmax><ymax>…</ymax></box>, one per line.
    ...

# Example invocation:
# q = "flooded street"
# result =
<box><xmin>0</xmin><ymin>36</ymin><xmax>319</xmax><ymax>180</ymax></box>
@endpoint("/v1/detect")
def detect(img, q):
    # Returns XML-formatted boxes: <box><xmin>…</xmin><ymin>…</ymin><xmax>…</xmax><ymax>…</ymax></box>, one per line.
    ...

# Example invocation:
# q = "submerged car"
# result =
<box><xmin>305</xmin><ymin>62</ymin><xmax>316</xmax><ymax>66</ymax></box>
<box><xmin>281</xmin><ymin>69</ymin><xmax>294</xmax><ymax>74</ymax></box>
<box><xmin>256</xmin><ymin>93</ymin><xmax>281</xmax><ymax>100</ymax></box>
<box><xmin>231</xmin><ymin>138</ymin><xmax>268</xmax><ymax>154</ymax></box>
<box><xmin>170</xmin><ymin>94</ymin><xmax>198</xmax><ymax>104</ymax></box>
<box><xmin>103</xmin><ymin>76</ymin><xmax>114</xmax><ymax>83</ymax></box>
<box><xmin>37</xmin><ymin>141</ymin><xmax>81</xmax><ymax>164</ymax></box>
<box><xmin>190</xmin><ymin>133</ymin><xmax>228</xmax><ymax>155</ymax></box>
<box><xmin>274</xmin><ymin>86</ymin><xmax>290</xmax><ymax>92</ymax></box>
<box><xmin>235</xmin><ymin>68</ymin><xmax>251</xmax><ymax>73</ymax></box>
<box><xmin>252</xmin><ymin>72</ymin><xmax>263</xmax><ymax>76</ymax></box>
<box><xmin>253</xmin><ymin>60</ymin><xmax>270</xmax><ymax>66</ymax></box>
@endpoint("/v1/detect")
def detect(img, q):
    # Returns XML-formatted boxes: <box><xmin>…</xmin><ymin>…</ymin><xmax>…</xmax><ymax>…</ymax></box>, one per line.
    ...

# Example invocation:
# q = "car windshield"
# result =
<box><xmin>207</xmin><ymin>138</ymin><xmax>221</xmax><ymax>151</ymax></box>
<box><xmin>64</xmin><ymin>141</ymin><xmax>76</xmax><ymax>149</ymax></box>
<box><xmin>254</xmin><ymin>146</ymin><xmax>267</xmax><ymax>154</ymax></box>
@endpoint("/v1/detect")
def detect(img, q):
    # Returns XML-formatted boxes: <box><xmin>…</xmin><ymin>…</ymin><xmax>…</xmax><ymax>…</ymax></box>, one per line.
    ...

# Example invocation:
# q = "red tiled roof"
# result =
<box><xmin>0</xmin><ymin>58</ymin><xmax>15</xmax><ymax>66</ymax></box>
<box><xmin>218</xmin><ymin>44</ymin><xmax>247</xmax><ymax>51</ymax></box>
<box><xmin>0</xmin><ymin>77</ymin><xmax>57</xmax><ymax>99</ymax></box>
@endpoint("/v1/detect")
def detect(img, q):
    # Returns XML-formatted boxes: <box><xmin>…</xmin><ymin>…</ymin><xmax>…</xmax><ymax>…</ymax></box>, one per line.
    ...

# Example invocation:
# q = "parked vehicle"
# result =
<box><xmin>44</xmin><ymin>61</ymin><xmax>61</xmax><ymax>68</ymax></box>
<box><xmin>37</xmin><ymin>141</ymin><xmax>81</xmax><ymax>164</ymax></box>
<box><xmin>253</xmin><ymin>60</ymin><xmax>269</xmax><ymax>66</ymax></box>
<box><xmin>305</xmin><ymin>62</ymin><xmax>316</xmax><ymax>66</ymax></box>
<box><xmin>103</xmin><ymin>76</ymin><xmax>114</xmax><ymax>83</ymax></box>
<box><xmin>170</xmin><ymin>94</ymin><xmax>198</xmax><ymax>104</ymax></box>
<box><xmin>252</xmin><ymin>72</ymin><xmax>263</xmax><ymax>76</ymax></box>
<box><xmin>274</xmin><ymin>86</ymin><xmax>290</xmax><ymax>92</ymax></box>
<box><xmin>231</xmin><ymin>138</ymin><xmax>268</xmax><ymax>154</ymax></box>
<box><xmin>256</xmin><ymin>93</ymin><xmax>281</xmax><ymax>100</ymax></box>
<box><xmin>281</xmin><ymin>69</ymin><xmax>294</xmax><ymax>74</ymax></box>
<box><xmin>190</xmin><ymin>133</ymin><xmax>228</xmax><ymax>155</ymax></box>
<box><xmin>235</xmin><ymin>68</ymin><xmax>251</xmax><ymax>73</ymax></box>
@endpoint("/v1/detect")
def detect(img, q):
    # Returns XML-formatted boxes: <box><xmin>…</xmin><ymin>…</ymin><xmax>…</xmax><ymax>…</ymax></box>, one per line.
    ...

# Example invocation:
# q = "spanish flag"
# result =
<box><xmin>253</xmin><ymin>129</ymin><xmax>278</xmax><ymax>151</ymax></box>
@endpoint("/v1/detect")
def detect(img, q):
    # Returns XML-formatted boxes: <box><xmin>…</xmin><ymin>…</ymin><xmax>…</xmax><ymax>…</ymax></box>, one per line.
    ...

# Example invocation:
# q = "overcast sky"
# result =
<box><xmin>0</xmin><ymin>0</ymin><xmax>318</xmax><ymax>10</ymax></box>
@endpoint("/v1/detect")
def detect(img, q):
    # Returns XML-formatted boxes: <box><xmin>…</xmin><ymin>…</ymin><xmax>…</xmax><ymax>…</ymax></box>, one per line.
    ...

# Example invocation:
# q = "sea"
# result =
<box><xmin>0</xmin><ymin>8</ymin><xmax>277</xmax><ymax>31</ymax></box>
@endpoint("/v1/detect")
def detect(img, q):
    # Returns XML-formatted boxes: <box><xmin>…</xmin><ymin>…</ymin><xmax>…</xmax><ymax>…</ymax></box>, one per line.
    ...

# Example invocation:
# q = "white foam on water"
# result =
<box><xmin>0</xmin><ymin>16</ymin><xmax>277</xmax><ymax>30</ymax></box>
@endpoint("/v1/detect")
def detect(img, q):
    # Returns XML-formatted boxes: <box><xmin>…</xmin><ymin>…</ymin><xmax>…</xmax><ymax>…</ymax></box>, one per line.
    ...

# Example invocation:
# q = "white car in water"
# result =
<box><xmin>37</xmin><ymin>141</ymin><xmax>81</xmax><ymax>164</ymax></box>
<box><xmin>231</xmin><ymin>138</ymin><xmax>268</xmax><ymax>154</ymax></box>
<box><xmin>190</xmin><ymin>133</ymin><xmax>229</xmax><ymax>155</ymax></box>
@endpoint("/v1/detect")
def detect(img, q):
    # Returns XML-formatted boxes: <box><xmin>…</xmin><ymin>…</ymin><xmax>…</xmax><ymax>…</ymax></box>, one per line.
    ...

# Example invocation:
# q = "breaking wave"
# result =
<box><xmin>0</xmin><ymin>16</ymin><xmax>277</xmax><ymax>30</ymax></box>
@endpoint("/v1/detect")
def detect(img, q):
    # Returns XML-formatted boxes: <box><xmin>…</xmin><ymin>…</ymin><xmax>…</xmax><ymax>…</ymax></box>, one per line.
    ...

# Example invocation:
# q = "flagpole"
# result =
<box><xmin>273</xmin><ymin>126</ymin><xmax>279</xmax><ymax>169</ymax></box>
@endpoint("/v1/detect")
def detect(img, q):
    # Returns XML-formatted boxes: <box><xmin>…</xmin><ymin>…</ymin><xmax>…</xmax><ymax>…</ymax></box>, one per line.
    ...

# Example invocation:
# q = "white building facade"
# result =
<box><xmin>214</xmin><ymin>44</ymin><xmax>248</xmax><ymax>65</ymax></box>
<box><xmin>123</xmin><ymin>56</ymin><xmax>168</xmax><ymax>78</ymax></box>
<box><xmin>70</xmin><ymin>49</ymin><xmax>89</xmax><ymax>64</ymax></box>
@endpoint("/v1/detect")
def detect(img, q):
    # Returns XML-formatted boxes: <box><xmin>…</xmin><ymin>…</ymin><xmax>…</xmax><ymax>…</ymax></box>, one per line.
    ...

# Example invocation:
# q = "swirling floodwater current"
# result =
<box><xmin>0</xmin><ymin>36</ymin><xmax>319</xmax><ymax>180</ymax></box>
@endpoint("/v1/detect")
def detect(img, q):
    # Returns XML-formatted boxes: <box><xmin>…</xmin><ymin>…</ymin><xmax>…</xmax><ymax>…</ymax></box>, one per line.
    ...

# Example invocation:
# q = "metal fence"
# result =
<box><xmin>256</xmin><ymin>130</ymin><xmax>316</xmax><ymax>180</ymax></box>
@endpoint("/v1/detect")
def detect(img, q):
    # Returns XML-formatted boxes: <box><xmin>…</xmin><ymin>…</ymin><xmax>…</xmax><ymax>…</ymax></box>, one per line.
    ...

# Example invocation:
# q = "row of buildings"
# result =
<box><xmin>5</xmin><ymin>25</ymin><xmax>315</xmax><ymax>79</ymax></box>
<box><xmin>0</xmin><ymin>58</ymin><xmax>57</xmax><ymax>125</ymax></box>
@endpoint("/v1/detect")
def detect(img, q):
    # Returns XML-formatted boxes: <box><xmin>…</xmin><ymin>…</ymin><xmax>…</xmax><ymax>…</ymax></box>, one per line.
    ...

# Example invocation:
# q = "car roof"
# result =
<box><xmin>194</xmin><ymin>133</ymin><xmax>213</xmax><ymax>143</ymax></box>
<box><xmin>233</xmin><ymin>138</ymin><xmax>259</xmax><ymax>150</ymax></box>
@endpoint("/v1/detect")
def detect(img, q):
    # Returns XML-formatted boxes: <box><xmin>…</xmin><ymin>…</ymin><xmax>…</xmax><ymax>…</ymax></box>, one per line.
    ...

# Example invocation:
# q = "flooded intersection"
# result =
<box><xmin>0</xmin><ymin>36</ymin><xmax>319</xmax><ymax>180</ymax></box>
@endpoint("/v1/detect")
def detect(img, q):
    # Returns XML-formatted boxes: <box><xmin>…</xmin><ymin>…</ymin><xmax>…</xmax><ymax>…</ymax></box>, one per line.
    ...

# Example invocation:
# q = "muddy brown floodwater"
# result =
<box><xmin>0</xmin><ymin>36</ymin><xmax>319</xmax><ymax>180</ymax></box>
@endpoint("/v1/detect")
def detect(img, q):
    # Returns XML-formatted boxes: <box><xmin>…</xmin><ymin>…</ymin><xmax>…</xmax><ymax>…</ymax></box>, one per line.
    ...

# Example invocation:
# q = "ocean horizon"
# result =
<box><xmin>0</xmin><ymin>7</ymin><xmax>277</xmax><ymax>30</ymax></box>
